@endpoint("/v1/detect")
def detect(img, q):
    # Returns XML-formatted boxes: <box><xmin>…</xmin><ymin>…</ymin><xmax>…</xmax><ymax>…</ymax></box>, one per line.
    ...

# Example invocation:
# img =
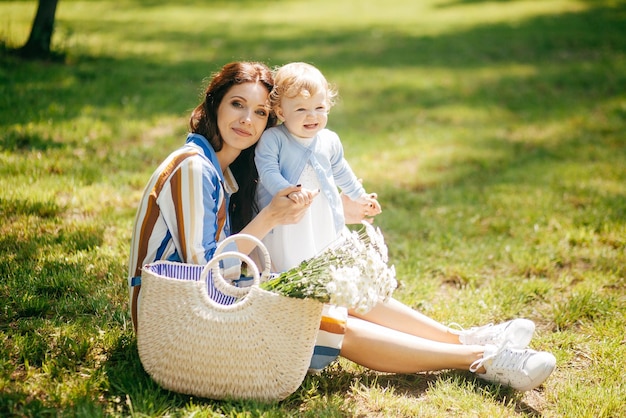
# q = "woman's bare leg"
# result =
<box><xmin>341</xmin><ymin>316</ymin><xmax>485</xmax><ymax>373</ymax></box>
<box><xmin>348</xmin><ymin>298</ymin><xmax>461</xmax><ymax>344</ymax></box>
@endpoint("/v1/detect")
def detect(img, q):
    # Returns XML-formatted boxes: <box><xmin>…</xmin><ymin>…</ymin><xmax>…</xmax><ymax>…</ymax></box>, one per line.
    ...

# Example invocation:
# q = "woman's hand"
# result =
<box><xmin>237</xmin><ymin>185</ymin><xmax>319</xmax><ymax>254</ymax></box>
<box><xmin>287</xmin><ymin>186</ymin><xmax>318</xmax><ymax>205</ymax></box>
<box><xmin>264</xmin><ymin>186</ymin><xmax>320</xmax><ymax>228</ymax></box>
<box><xmin>269</xmin><ymin>185</ymin><xmax>319</xmax><ymax>224</ymax></box>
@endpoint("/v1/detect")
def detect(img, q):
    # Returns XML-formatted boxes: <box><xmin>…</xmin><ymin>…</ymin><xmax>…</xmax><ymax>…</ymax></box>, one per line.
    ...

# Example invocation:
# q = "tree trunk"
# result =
<box><xmin>17</xmin><ymin>0</ymin><xmax>60</xmax><ymax>59</ymax></box>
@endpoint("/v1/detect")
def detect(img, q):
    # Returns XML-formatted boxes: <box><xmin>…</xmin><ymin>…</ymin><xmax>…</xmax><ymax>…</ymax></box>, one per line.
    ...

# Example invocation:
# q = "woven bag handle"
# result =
<box><xmin>215</xmin><ymin>233</ymin><xmax>272</xmax><ymax>282</ymax></box>
<box><xmin>200</xmin><ymin>251</ymin><xmax>261</xmax><ymax>299</ymax></box>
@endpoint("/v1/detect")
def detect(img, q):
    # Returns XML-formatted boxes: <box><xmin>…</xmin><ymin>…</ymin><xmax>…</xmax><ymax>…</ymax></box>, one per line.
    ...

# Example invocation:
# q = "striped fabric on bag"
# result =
<box><xmin>144</xmin><ymin>263</ymin><xmax>238</xmax><ymax>306</ymax></box>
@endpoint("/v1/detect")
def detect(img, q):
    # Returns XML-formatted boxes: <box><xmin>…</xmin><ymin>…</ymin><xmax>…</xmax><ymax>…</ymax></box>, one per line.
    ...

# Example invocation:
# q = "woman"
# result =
<box><xmin>128</xmin><ymin>61</ymin><xmax>556</xmax><ymax>392</ymax></box>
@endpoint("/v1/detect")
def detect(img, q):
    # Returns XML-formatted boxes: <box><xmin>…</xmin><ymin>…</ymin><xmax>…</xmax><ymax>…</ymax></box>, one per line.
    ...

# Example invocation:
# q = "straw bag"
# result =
<box><xmin>136</xmin><ymin>234</ymin><xmax>324</xmax><ymax>401</ymax></box>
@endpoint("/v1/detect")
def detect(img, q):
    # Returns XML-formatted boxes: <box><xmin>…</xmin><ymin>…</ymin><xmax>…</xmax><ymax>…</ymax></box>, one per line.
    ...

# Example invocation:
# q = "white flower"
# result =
<box><xmin>260</xmin><ymin>224</ymin><xmax>397</xmax><ymax>313</ymax></box>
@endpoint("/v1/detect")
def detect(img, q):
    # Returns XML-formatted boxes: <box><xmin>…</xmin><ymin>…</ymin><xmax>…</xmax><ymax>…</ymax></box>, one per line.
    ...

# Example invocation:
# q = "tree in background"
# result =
<box><xmin>16</xmin><ymin>0</ymin><xmax>60</xmax><ymax>59</ymax></box>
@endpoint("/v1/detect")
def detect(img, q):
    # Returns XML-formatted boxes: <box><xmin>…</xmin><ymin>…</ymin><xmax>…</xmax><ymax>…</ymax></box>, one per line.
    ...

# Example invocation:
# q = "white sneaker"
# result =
<box><xmin>454</xmin><ymin>319</ymin><xmax>535</xmax><ymax>348</ymax></box>
<box><xmin>470</xmin><ymin>344</ymin><xmax>556</xmax><ymax>391</ymax></box>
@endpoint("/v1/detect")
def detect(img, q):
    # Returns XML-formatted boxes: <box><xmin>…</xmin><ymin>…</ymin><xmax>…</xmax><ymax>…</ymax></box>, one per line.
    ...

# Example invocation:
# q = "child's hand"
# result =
<box><xmin>355</xmin><ymin>192</ymin><xmax>382</xmax><ymax>220</ymax></box>
<box><xmin>287</xmin><ymin>186</ymin><xmax>319</xmax><ymax>206</ymax></box>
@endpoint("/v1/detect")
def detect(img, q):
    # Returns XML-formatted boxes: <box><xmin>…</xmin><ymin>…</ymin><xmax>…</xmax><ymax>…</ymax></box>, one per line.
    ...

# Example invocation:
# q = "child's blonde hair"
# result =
<box><xmin>269</xmin><ymin>62</ymin><xmax>338</xmax><ymax>111</ymax></box>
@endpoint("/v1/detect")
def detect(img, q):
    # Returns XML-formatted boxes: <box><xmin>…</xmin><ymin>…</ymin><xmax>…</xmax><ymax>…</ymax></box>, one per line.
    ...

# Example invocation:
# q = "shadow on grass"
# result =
<box><xmin>0</xmin><ymin>129</ymin><xmax>66</xmax><ymax>152</ymax></box>
<box><xmin>420</xmin><ymin>370</ymin><xmax>546</xmax><ymax>417</ymax></box>
<box><xmin>103</xmin><ymin>334</ymin><xmax>184</xmax><ymax>415</ymax></box>
<box><xmin>0</xmin><ymin>202</ymin><xmax>106</xmax><ymax>328</ymax></box>
<box><xmin>0</xmin><ymin>197</ymin><xmax>62</xmax><ymax>218</ymax></box>
<box><xmin>103</xmin><ymin>333</ymin><xmax>292</xmax><ymax>415</ymax></box>
<box><xmin>103</xmin><ymin>333</ymin><xmax>431</xmax><ymax>414</ymax></box>
<box><xmin>0</xmin><ymin>392</ymin><xmax>57</xmax><ymax>418</ymax></box>
<box><xmin>0</xmin><ymin>1</ymin><xmax>626</xmax><ymax>203</ymax></box>
<box><xmin>1</xmin><ymin>1</ymin><xmax>624</xmax><ymax>193</ymax></box>
<box><xmin>2</xmin><ymin>2</ymin><xmax>624</xmax><ymax>123</ymax></box>
<box><xmin>102</xmin><ymin>341</ymin><xmax>545</xmax><ymax>416</ymax></box>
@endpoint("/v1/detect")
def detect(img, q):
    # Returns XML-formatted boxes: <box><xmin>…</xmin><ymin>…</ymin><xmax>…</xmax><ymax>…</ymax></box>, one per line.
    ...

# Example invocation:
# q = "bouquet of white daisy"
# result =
<box><xmin>260</xmin><ymin>221</ymin><xmax>397</xmax><ymax>313</ymax></box>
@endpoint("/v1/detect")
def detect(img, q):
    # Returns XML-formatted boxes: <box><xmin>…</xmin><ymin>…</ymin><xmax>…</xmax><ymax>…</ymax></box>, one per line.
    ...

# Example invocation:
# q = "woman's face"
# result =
<box><xmin>217</xmin><ymin>82</ymin><xmax>270</xmax><ymax>156</ymax></box>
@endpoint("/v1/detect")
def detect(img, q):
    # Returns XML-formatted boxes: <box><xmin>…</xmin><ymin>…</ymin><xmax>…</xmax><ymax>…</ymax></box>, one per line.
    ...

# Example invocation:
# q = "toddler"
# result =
<box><xmin>255</xmin><ymin>62</ymin><xmax>380</xmax><ymax>272</ymax></box>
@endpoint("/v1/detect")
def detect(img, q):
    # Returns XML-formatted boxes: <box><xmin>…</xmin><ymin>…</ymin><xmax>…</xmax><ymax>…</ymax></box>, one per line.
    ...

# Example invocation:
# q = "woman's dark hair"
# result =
<box><xmin>189</xmin><ymin>62</ymin><xmax>278</xmax><ymax>233</ymax></box>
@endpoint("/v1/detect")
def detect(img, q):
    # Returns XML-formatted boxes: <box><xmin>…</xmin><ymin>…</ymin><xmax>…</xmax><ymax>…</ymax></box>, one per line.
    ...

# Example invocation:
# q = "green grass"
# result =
<box><xmin>1</xmin><ymin>0</ymin><xmax>625</xmax><ymax>416</ymax></box>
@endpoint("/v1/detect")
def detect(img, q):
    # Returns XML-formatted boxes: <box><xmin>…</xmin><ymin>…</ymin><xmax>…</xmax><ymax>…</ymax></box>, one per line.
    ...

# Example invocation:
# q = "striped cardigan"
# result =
<box><xmin>127</xmin><ymin>133</ymin><xmax>238</xmax><ymax>330</ymax></box>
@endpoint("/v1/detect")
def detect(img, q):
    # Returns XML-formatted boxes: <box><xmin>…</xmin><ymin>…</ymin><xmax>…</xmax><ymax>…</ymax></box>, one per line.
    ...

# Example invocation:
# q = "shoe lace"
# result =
<box><xmin>449</xmin><ymin>322</ymin><xmax>495</xmax><ymax>342</ymax></box>
<box><xmin>470</xmin><ymin>346</ymin><xmax>530</xmax><ymax>373</ymax></box>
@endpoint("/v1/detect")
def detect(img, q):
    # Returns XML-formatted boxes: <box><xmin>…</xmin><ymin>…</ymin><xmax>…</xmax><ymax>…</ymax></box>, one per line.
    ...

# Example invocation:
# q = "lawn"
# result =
<box><xmin>1</xmin><ymin>0</ymin><xmax>625</xmax><ymax>416</ymax></box>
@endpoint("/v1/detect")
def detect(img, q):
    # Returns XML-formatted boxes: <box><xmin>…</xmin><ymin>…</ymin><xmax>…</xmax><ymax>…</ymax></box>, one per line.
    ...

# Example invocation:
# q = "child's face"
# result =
<box><xmin>276</xmin><ymin>91</ymin><xmax>328</xmax><ymax>138</ymax></box>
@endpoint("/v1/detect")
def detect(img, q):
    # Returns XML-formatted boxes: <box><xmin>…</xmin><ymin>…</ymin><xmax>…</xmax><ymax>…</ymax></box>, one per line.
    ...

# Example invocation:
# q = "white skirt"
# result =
<box><xmin>262</xmin><ymin>164</ymin><xmax>338</xmax><ymax>272</ymax></box>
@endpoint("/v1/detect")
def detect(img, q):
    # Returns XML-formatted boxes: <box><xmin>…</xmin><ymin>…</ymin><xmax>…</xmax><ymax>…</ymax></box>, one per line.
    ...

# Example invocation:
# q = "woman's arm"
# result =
<box><xmin>158</xmin><ymin>155</ymin><xmax>223</xmax><ymax>264</ymax></box>
<box><xmin>236</xmin><ymin>185</ymin><xmax>319</xmax><ymax>255</ymax></box>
